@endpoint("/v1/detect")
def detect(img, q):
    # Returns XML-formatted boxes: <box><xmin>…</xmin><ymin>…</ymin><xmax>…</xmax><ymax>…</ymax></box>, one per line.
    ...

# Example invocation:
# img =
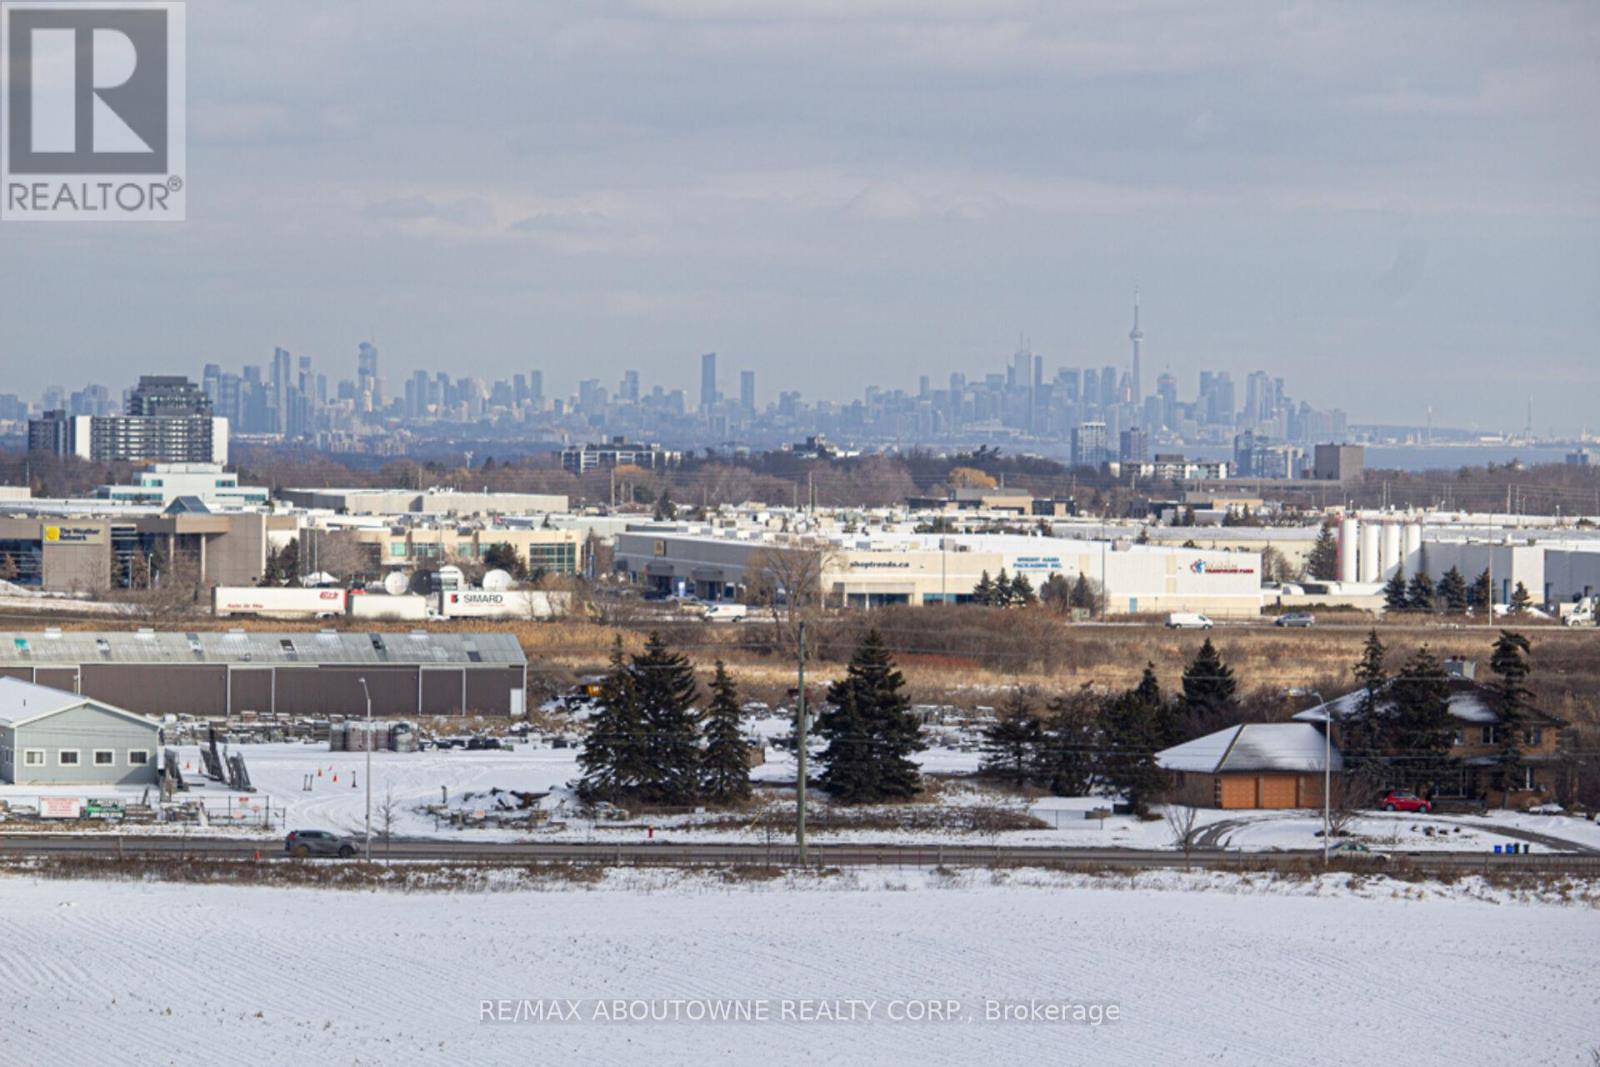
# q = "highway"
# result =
<box><xmin>3</xmin><ymin>833</ymin><xmax>1597</xmax><ymax>873</ymax></box>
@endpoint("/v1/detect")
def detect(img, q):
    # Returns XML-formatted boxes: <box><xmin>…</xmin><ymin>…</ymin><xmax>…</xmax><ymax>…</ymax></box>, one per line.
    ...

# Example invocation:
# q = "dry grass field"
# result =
<box><xmin>37</xmin><ymin>607</ymin><xmax>1598</xmax><ymax>729</ymax></box>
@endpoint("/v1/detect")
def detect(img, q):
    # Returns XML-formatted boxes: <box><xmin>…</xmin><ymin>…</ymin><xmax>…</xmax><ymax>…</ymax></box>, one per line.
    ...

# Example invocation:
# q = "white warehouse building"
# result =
<box><xmin>615</xmin><ymin>529</ymin><xmax>1264</xmax><ymax>617</ymax></box>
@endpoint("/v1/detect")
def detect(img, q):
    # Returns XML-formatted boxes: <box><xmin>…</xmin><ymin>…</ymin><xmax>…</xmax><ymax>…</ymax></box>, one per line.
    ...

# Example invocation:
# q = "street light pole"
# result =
<box><xmin>1290</xmin><ymin>687</ymin><xmax>1330</xmax><ymax>865</ymax></box>
<box><xmin>358</xmin><ymin>676</ymin><xmax>372</xmax><ymax>862</ymax></box>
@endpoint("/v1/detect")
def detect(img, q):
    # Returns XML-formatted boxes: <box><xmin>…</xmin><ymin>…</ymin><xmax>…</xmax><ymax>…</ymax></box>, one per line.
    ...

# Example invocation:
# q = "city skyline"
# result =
<box><xmin>1</xmin><ymin>2</ymin><xmax>1596</xmax><ymax>431</ymax></box>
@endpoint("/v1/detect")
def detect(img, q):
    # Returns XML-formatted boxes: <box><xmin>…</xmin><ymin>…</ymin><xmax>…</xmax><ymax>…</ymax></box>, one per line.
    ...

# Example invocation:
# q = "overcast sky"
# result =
<box><xmin>4</xmin><ymin>0</ymin><xmax>1598</xmax><ymax>432</ymax></box>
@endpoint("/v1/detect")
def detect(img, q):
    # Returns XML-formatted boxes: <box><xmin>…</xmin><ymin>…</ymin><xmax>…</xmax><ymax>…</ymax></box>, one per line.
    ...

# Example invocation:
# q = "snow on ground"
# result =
<box><xmin>5</xmin><ymin>738</ymin><xmax>1599</xmax><ymax>856</ymax></box>
<box><xmin>1</xmin><ymin>868</ymin><xmax>1596</xmax><ymax>1067</ymax></box>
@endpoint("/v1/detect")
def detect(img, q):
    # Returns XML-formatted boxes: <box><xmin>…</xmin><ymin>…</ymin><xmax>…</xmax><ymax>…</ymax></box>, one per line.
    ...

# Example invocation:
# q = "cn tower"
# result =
<box><xmin>1128</xmin><ymin>288</ymin><xmax>1144</xmax><ymax>403</ymax></box>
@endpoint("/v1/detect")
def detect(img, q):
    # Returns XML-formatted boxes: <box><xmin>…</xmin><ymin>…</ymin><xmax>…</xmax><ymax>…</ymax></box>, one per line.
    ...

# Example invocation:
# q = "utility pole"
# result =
<box><xmin>359</xmin><ymin>677</ymin><xmax>373</xmax><ymax>861</ymax></box>
<box><xmin>796</xmin><ymin>621</ymin><xmax>808</xmax><ymax>866</ymax></box>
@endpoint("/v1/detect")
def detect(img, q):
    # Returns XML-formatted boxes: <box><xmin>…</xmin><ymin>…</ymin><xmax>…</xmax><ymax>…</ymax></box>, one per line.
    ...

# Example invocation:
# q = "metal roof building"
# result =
<box><xmin>0</xmin><ymin>630</ymin><xmax>528</xmax><ymax>719</ymax></box>
<box><xmin>0</xmin><ymin>677</ymin><xmax>161</xmax><ymax>787</ymax></box>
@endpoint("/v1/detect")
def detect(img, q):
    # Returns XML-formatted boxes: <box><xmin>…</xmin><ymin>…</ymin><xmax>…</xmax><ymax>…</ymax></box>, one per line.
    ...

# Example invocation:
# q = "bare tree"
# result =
<box><xmin>745</xmin><ymin>542</ymin><xmax>837</xmax><ymax>654</ymax></box>
<box><xmin>376</xmin><ymin>783</ymin><xmax>400</xmax><ymax>862</ymax></box>
<box><xmin>302</xmin><ymin>530</ymin><xmax>376</xmax><ymax>585</ymax></box>
<box><xmin>1328</xmin><ymin>766</ymin><xmax>1381</xmax><ymax>841</ymax></box>
<box><xmin>1161</xmin><ymin>791</ymin><xmax>1202</xmax><ymax>865</ymax></box>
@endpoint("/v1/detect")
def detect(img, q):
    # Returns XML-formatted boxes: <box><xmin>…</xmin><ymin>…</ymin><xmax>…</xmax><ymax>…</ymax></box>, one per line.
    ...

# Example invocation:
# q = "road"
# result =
<box><xmin>3</xmin><ymin>833</ymin><xmax>1597</xmax><ymax>872</ymax></box>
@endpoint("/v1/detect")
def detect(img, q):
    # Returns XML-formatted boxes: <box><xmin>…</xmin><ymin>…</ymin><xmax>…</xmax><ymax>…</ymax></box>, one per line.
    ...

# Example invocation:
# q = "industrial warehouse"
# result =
<box><xmin>0</xmin><ymin>630</ymin><xmax>529</xmax><ymax>719</ymax></box>
<box><xmin>614</xmin><ymin>528</ymin><xmax>1267</xmax><ymax>616</ymax></box>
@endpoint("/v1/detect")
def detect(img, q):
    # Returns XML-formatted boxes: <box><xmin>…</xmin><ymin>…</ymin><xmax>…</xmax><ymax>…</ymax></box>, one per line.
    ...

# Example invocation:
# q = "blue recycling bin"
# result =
<box><xmin>1493</xmin><ymin>845</ymin><xmax>1503</xmax><ymax>854</ymax></box>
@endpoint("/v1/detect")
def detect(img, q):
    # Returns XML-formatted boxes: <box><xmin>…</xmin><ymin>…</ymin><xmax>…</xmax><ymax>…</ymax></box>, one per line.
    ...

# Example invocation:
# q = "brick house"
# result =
<box><xmin>1292</xmin><ymin>662</ymin><xmax>1567</xmax><ymax>809</ymax></box>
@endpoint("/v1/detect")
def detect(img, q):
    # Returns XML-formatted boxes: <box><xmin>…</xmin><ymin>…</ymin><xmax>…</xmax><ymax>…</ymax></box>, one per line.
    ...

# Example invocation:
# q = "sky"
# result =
<box><xmin>3</xmin><ymin>0</ymin><xmax>1598</xmax><ymax>433</ymax></box>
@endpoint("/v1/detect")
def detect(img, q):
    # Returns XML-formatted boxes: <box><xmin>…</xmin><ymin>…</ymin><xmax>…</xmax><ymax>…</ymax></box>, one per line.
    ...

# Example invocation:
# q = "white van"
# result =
<box><xmin>1166</xmin><ymin>612</ymin><xmax>1214</xmax><ymax>630</ymax></box>
<box><xmin>702</xmin><ymin>603</ymin><xmax>749</xmax><ymax>623</ymax></box>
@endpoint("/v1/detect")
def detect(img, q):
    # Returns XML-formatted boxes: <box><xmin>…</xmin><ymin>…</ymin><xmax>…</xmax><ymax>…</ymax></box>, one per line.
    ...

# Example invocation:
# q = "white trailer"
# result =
<box><xmin>347</xmin><ymin>593</ymin><xmax>430</xmax><ymax>621</ymax></box>
<box><xmin>213</xmin><ymin>586</ymin><xmax>346</xmax><ymax>619</ymax></box>
<box><xmin>435</xmin><ymin>589</ymin><xmax>570</xmax><ymax>620</ymax></box>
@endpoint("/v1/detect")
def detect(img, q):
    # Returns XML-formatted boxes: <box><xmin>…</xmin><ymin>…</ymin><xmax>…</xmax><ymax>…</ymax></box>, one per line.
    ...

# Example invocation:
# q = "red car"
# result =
<box><xmin>1380</xmin><ymin>790</ymin><xmax>1432</xmax><ymax>814</ymax></box>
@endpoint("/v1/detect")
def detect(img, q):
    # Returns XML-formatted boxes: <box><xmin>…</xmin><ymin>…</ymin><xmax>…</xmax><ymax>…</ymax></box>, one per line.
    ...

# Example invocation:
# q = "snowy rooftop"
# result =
<box><xmin>1157</xmin><ymin>723</ymin><xmax>1342</xmax><ymax>774</ymax></box>
<box><xmin>0</xmin><ymin>630</ymin><xmax>527</xmax><ymax>667</ymax></box>
<box><xmin>1292</xmin><ymin>679</ymin><xmax>1561</xmax><ymax>728</ymax></box>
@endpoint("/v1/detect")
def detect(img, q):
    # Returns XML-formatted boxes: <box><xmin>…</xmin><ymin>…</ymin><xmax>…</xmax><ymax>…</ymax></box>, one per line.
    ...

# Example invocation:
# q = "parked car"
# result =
<box><xmin>1166</xmin><ymin>612</ymin><xmax>1214</xmax><ymax>630</ymax></box>
<box><xmin>1328</xmin><ymin>841</ymin><xmax>1391</xmax><ymax>862</ymax></box>
<box><xmin>284</xmin><ymin>830</ymin><xmax>356</xmax><ymax>858</ymax></box>
<box><xmin>1274</xmin><ymin>612</ymin><xmax>1316</xmax><ymax>628</ymax></box>
<box><xmin>1379</xmin><ymin>790</ymin><xmax>1432</xmax><ymax>814</ymax></box>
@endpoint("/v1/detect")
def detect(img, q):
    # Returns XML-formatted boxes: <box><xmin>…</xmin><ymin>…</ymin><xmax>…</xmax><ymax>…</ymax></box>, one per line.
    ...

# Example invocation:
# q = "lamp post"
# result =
<box><xmin>1290</xmin><ymin>687</ymin><xmax>1330</xmax><ymax>865</ymax></box>
<box><xmin>358</xmin><ymin>676</ymin><xmax>372</xmax><ymax>862</ymax></box>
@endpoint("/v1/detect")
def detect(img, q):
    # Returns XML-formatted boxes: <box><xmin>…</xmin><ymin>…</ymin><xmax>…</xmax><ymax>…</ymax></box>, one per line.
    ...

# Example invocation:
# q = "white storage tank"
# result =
<box><xmin>1403</xmin><ymin>523</ymin><xmax>1423</xmax><ymax>573</ymax></box>
<box><xmin>1338</xmin><ymin>517</ymin><xmax>1359</xmax><ymax>581</ymax></box>
<box><xmin>1381</xmin><ymin>523</ymin><xmax>1403</xmax><ymax>579</ymax></box>
<box><xmin>1359</xmin><ymin>522</ymin><xmax>1381</xmax><ymax>582</ymax></box>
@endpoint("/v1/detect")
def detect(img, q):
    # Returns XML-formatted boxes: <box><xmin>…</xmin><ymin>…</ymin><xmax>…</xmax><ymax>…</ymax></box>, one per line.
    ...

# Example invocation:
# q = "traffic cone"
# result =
<box><xmin>332</xmin><ymin>773</ymin><xmax>338</xmax><ymax>783</ymax></box>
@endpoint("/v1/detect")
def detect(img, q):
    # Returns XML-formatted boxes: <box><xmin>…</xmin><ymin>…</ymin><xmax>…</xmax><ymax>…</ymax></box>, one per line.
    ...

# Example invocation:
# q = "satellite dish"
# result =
<box><xmin>382</xmin><ymin>571</ymin><xmax>410</xmax><ymax>597</ymax></box>
<box><xmin>482</xmin><ymin>568</ymin><xmax>514</xmax><ymax>591</ymax></box>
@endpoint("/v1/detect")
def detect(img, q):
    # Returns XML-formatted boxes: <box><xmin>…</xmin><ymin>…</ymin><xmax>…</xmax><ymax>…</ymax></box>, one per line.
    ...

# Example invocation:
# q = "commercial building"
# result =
<box><xmin>278</xmin><ymin>487</ymin><xmax>568</xmax><ymax>516</ymax></box>
<box><xmin>0</xmin><ymin>677</ymin><xmax>161</xmax><ymax>787</ymax></box>
<box><xmin>0</xmin><ymin>630</ymin><xmax>529</xmax><ymax>719</ymax></box>
<box><xmin>343</xmin><ymin>523</ymin><xmax>584</xmax><ymax>576</ymax></box>
<box><xmin>0</xmin><ymin>511</ymin><xmax>275</xmax><ymax>591</ymax></box>
<box><xmin>93</xmin><ymin>464</ymin><xmax>269</xmax><ymax>508</ymax></box>
<box><xmin>614</xmin><ymin>528</ymin><xmax>1264</xmax><ymax>616</ymax></box>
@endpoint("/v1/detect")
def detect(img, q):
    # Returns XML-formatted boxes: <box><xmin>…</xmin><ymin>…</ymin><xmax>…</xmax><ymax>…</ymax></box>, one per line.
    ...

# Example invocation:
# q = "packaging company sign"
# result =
<box><xmin>1</xmin><ymin>1</ymin><xmax>185</xmax><ymax>221</ymax></box>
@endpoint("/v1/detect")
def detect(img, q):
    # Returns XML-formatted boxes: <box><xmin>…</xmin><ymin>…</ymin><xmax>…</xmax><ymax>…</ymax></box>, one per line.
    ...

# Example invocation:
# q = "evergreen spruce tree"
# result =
<box><xmin>700</xmin><ymin>661</ymin><xmax>752</xmax><ymax>805</ymax></box>
<box><xmin>973</xmin><ymin>570</ymin><xmax>996</xmax><ymax>607</ymax></box>
<box><xmin>578</xmin><ymin>637</ymin><xmax>647</xmax><ymax>804</ymax></box>
<box><xmin>1386</xmin><ymin>646</ymin><xmax>1457</xmax><ymax>794</ymax></box>
<box><xmin>993</xmin><ymin>568</ymin><xmax>1014</xmax><ymax>607</ymax></box>
<box><xmin>1508</xmin><ymin>581</ymin><xmax>1533</xmax><ymax>616</ymax></box>
<box><xmin>1305</xmin><ymin>521</ymin><xmax>1339</xmax><ymax>580</ymax></box>
<box><xmin>1179</xmin><ymin>638</ymin><xmax>1238</xmax><ymax>736</ymax></box>
<box><xmin>1470</xmin><ymin>569</ymin><xmax>1492</xmax><ymax>612</ymax></box>
<box><xmin>1488</xmin><ymin>631</ymin><xmax>1533</xmax><ymax>802</ymax></box>
<box><xmin>1134</xmin><ymin>662</ymin><xmax>1181</xmax><ymax>748</ymax></box>
<box><xmin>980</xmin><ymin>688</ymin><xmax>1042</xmax><ymax>786</ymax></box>
<box><xmin>653</xmin><ymin>488</ymin><xmax>677</xmax><ymax>521</ymax></box>
<box><xmin>1407</xmin><ymin>571</ymin><xmax>1436</xmax><ymax>614</ymax></box>
<box><xmin>1034</xmin><ymin>690</ymin><xmax>1098</xmax><ymax>796</ymax></box>
<box><xmin>816</xmin><ymin>630</ymin><xmax>925</xmax><ymax>804</ymax></box>
<box><xmin>1069</xmin><ymin>573</ymin><xmax>1096</xmax><ymax>611</ymax></box>
<box><xmin>1437</xmin><ymin>566</ymin><xmax>1469</xmax><ymax>615</ymax></box>
<box><xmin>1039</xmin><ymin>573</ymin><xmax>1071</xmax><ymax>612</ymax></box>
<box><xmin>1383</xmin><ymin>567</ymin><xmax>1410</xmax><ymax>614</ymax></box>
<box><xmin>1009</xmin><ymin>572</ymin><xmax>1036</xmax><ymax>606</ymax></box>
<box><xmin>1346</xmin><ymin>630</ymin><xmax>1389</xmax><ymax>774</ymax></box>
<box><xmin>1098</xmin><ymin>688</ymin><xmax>1170</xmax><ymax>816</ymax></box>
<box><xmin>631</xmin><ymin>631</ymin><xmax>702</xmax><ymax>805</ymax></box>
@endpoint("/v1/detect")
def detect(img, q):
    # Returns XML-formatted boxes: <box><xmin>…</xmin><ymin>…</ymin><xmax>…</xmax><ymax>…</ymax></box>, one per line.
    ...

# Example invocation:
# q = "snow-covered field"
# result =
<box><xmin>2</xmin><ymin>869</ymin><xmax>1596</xmax><ymax>1067</ymax></box>
<box><xmin>4</xmin><ymin>739</ymin><xmax>1599</xmax><ymax>857</ymax></box>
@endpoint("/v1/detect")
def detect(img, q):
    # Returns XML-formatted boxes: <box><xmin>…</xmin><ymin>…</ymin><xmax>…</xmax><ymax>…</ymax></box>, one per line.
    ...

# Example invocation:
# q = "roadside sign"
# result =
<box><xmin>40</xmin><ymin>797</ymin><xmax>83</xmax><ymax>819</ymax></box>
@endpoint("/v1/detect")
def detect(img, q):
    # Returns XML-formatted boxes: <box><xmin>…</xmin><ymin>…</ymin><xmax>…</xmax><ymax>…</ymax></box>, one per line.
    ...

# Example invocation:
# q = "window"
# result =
<box><xmin>128</xmin><ymin>750</ymin><xmax>150</xmax><ymax>766</ymax></box>
<box><xmin>1480</xmin><ymin>726</ymin><xmax>1498</xmax><ymax>745</ymax></box>
<box><xmin>23</xmin><ymin>749</ymin><xmax>45</xmax><ymax>767</ymax></box>
<box><xmin>93</xmin><ymin>750</ymin><xmax>115</xmax><ymax>766</ymax></box>
<box><xmin>58</xmin><ymin>749</ymin><xmax>81</xmax><ymax>766</ymax></box>
<box><xmin>1522</xmin><ymin>727</ymin><xmax>1543</xmax><ymax>747</ymax></box>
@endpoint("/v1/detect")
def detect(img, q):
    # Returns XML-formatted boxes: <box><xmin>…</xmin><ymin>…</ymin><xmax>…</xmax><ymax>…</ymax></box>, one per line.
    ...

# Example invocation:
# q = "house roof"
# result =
<box><xmin>1157</xmin><ymin>722</ymin><xmax>1342</xmax><ymax>774</ymax></box>
<box><xmin>0</xmin><ymin>630</ymin><xmax>527</xmax><ymax>668</ymax></box>
<box><xmin>0</xmin><ymin>677</ymin><xmax>158</xmax><ymax>731</ymax></box>
<box><xmin>1292</xmin><ymin>677</ymin><xmax>1564</xmax><ymax>728</ymax></box>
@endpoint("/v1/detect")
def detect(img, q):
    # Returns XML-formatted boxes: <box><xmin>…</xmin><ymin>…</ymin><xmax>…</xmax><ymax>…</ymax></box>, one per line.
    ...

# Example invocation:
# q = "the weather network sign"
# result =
<box><xmin>1</xmin><ymin>2</ymin><xmax>185</xmax><ymax>221</ymax></box>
